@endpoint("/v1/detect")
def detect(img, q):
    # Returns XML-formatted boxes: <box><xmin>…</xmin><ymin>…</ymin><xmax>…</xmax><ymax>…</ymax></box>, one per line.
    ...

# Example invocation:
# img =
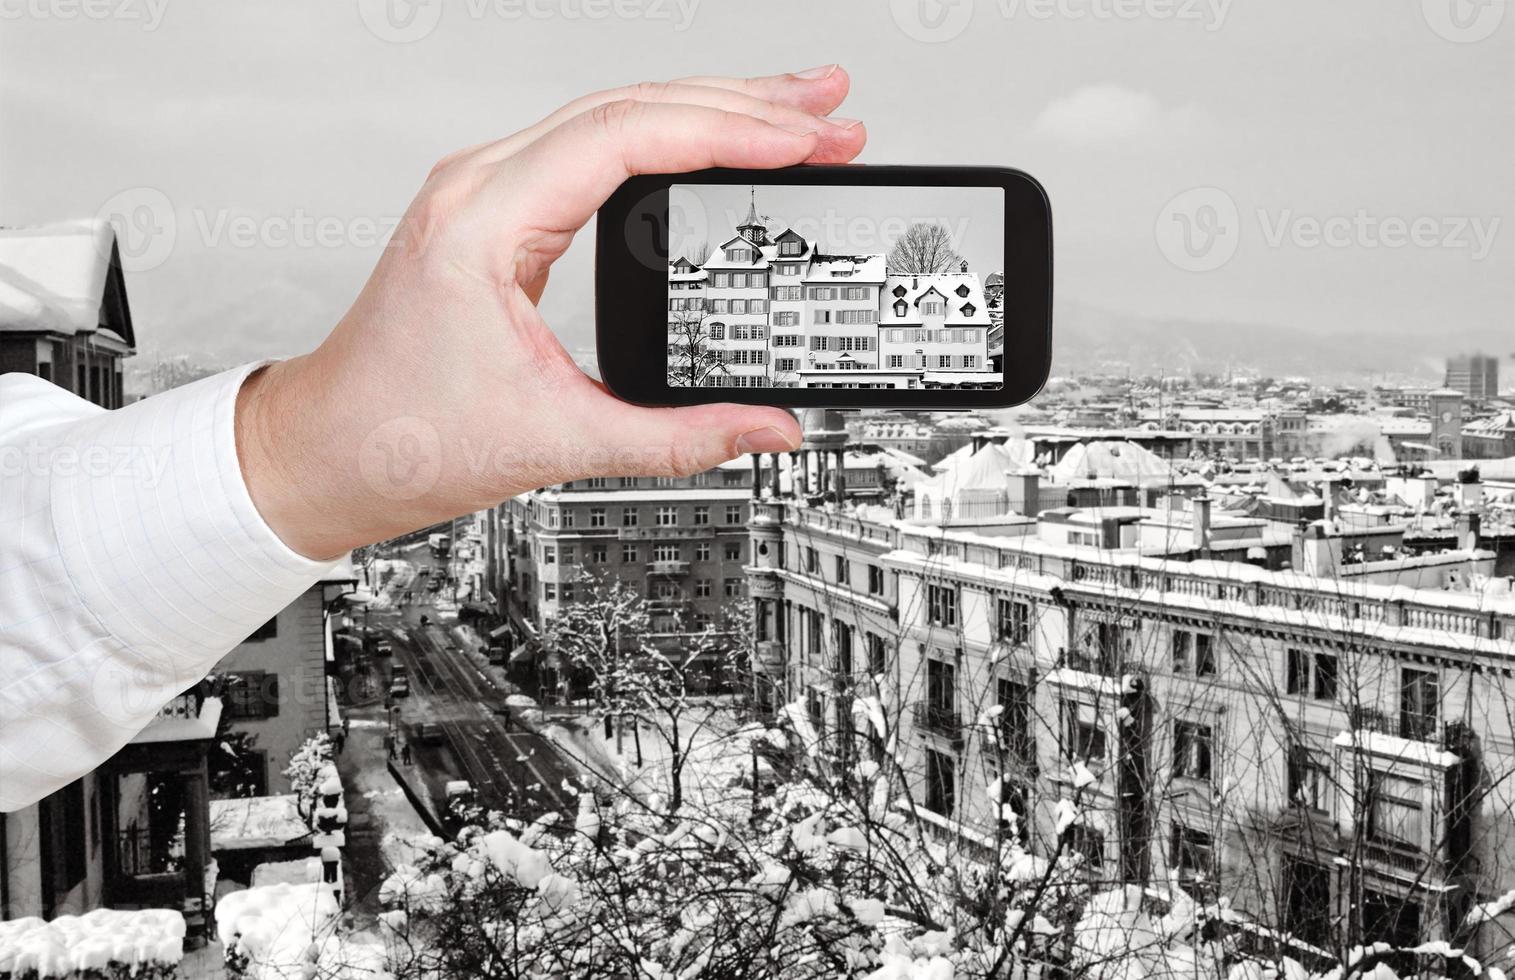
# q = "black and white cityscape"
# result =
<box><xmin>4</xmin><ymin>3</ymin><xmax>1514</xmax><ymax>980</ymax></box>
<box><xmin>667</xmin><ymin>185</ymin><xmax>1005</xmax><ymax>390</ymax></box>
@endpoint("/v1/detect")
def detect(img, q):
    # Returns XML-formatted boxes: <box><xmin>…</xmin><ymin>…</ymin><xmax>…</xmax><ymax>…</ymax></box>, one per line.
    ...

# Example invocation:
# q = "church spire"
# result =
<box><xmin>736</xmin><ymin>186</ymin><xmax>769</xmax><ymax>246</ymax></box>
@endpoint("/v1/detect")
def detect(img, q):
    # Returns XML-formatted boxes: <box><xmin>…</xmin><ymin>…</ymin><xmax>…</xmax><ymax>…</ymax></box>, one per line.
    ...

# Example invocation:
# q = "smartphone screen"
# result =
<box><xmin>666</xmin><ymin>184</ymin><xmax>1005</xmax><ymax>393</ymax></box>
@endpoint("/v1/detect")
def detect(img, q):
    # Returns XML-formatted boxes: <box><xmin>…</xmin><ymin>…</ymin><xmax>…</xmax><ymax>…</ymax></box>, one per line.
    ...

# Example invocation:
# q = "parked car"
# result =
<box><xmin>487</xmin><ymin>645</ymin><xmax>507</xmax><ymax>666</ymax></box>
<box><xmin>374</xmin><ymin>640</ymin><xmax>393</xmax><ymax>658</ymax></box>
<box><xmin>389</xmin><ymin>664</ymin><xmax>410</xmax><ymax>698</ymax></box>
<box><xmin>416</xmin><ymin>722</ymin><xmax>445</xmax><ymax>745</ymax></box>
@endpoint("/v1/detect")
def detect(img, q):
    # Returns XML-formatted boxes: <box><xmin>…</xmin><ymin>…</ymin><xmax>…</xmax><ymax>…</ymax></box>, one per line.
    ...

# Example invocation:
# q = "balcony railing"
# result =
<box><xmin>646</xmin><ymin>560</ymin><xmax>692</xmax><ymax>576</ymax></box>
<box><xmin>912</xmin><ymin>701</ymin><xmax>962</xmax><ymax>741</ymax></box>
<box><xmin>1349</xmin><ymin>705</ymin><xmax>1441</xmax><ymax>744</ymax></box>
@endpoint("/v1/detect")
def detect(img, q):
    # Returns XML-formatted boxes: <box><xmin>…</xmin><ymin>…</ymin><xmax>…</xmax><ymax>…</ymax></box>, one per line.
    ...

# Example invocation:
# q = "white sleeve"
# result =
<box><xmin>0</xmin><ymin>364</ymin><xmax>339</xmax><ymax>811</ymax></box>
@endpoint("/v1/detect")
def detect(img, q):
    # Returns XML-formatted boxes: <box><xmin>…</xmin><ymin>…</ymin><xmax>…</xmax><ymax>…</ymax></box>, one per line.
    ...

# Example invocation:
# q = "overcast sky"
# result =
<box><xmin>1</xmin><ymin>0</ymin><xmax>1510</xmax><ymax>374</ymax></box>
<box><xmin>670</xmin><ymin>184</ymin><xmax>1003</xmax><ymax>274</ymax></box>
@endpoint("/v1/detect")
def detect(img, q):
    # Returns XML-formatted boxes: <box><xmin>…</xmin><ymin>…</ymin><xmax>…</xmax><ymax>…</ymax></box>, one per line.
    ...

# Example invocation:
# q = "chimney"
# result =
<box><xmin>1006</xmin><ymin>469</ymin><xmax>1041</xmax><ymax>517</ymax></box>
<box><xmin>1321</xmin><ymin>479</ymin><xmax>1337</xmax><ymax>526</ymax></box>
<box><xmin>1297</xmin><ymin>522</ymin><xmax>1337</xmax><ymax>578</ymax></box>
<box><xmin>1455</xmin><ymin>512</ymin><xmax>1481</xmax><ymax>552</ymax></box>
<box><xmin>1191</xmin><ymin>495</ymin><xmax>1212</xmax><ymax>553</ymax></box>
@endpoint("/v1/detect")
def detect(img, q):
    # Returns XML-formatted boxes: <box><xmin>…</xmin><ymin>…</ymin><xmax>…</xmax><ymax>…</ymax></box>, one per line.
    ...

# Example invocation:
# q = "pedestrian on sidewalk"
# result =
<box><xmin>333</xmin><ymin>729</ymin><xmax>347</xmax><ymax>754</ymax></box>
<box><xmin>401</xmin><ymin>740</ymin><xmax>413</xmax><ymax>765</ymax></box>
<box><xmin>385</xmin><ymin>733</ymin><xmax>395</xmax><ymax>759</ymax></box>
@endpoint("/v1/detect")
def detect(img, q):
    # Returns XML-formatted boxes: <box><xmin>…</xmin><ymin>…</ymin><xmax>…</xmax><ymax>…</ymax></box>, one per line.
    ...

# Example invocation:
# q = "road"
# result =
<box><xmin>385</xmin><ymin>542</ymin><xmax>580</xmax><ymax>820</ymax></box>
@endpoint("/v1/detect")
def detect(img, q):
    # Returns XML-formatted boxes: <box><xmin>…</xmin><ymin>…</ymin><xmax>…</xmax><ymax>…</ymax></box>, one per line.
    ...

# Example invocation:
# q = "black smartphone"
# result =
<box><xmin>595</xmin><ymin>165</ymin><xmax>1052</xmax><ymax>409</ymax></box>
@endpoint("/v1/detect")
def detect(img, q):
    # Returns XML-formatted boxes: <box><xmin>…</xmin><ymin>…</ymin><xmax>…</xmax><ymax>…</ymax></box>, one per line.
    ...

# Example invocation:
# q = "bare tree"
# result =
<box><xmin>886</xmin><ymin>222</ymin><xmax>965</xmax><ymax>274</ymax></box>
<box><xmin>667</xmin><ymin>308</ymin><xmax>731</xmax><ymax>388</ymax></box>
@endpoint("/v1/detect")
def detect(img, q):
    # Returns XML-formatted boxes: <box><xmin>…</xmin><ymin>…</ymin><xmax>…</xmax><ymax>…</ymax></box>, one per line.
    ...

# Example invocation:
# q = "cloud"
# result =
<box><xmin>1030</xmin><ymin>85</ymin><xmax>1191</xmax><ymax>145</ymax></box>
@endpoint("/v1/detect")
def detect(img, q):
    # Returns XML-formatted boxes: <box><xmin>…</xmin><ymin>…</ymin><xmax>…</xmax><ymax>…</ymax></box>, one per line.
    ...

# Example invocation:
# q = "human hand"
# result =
<box><xmin>236</xmin><ymin>66</ymin><xmax>865</xmax><ymax>559</ymax></box>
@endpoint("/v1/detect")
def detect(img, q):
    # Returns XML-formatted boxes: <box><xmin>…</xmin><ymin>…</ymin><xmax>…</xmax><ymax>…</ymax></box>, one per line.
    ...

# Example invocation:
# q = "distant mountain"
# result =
<box><xmin>1046</xmin><ymin>303</ymin><xmax>1507</xmax><ymax>385</ymax></box>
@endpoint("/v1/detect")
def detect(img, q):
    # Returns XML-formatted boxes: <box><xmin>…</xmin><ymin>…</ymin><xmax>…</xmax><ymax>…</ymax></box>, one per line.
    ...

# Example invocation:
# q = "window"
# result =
<box><xmin>926</xmin><ymin>749</ymin><xmax>955</xmax><ymax>816</ymax></box>
<box><xmin>590</xmin><ymin>544</ymin><xmax>608</xmax><ymax>563</ymax></box>
<box><xmin>1367</xmin><ymin>771</ymin><xmax>1423</xmax><ymax>850</ymax></box>
<box><xmin>695</xmin><ymin>579</ymin><xmax>712</xmax><ymax>598</ymax></box>
<box><xmin>712</xmin><ymin>272</ymin><xmax>730</xmax><ymax>287</ymax></box>
<box><xmin>1063</xmin><ymin>700</ymin><xmax>1105</xmax><ymax>761</ymax></box>
<box><xmin>724</xmin><ymin>542</ymin><xmax>742</xmax><ymax>561</ymax></box>
<box><xmin>922</xmin><ymin>300</ymin><xmax>945</xmax><ymax>316</ymax></box>
<box><xmin>225</xmin><ymin>670</ymin><xmax>280</xmax><ymax>720</ymax></box>
<box><xmin>542</xmin><ymin>545</ymin><xmax>556</xmax><ymax>564</ymax></box>
<box><xmin>1313</xmin><ymin>652</ymin><xmax>1338</xmax><ymax>700</ymax></box>
<box><xmin>1401</xmin><ymin>668</ymin><xmax>1439</xmax><ymax>741</ymax></box>
<box><xmin>834</xmin><ymin>621</ymin><xmax>854</xmax><ymax>674</ymax></box>
<box><xmin>590</xmin><ymin>507</ymin><xmax>607</xmax><ymax>527</ymax></box>
<box><xmin>653</xmin><ymin>544</ymin><xmax>680</xmax><ymax>562</ymax></box>
<box><xmin>926</xmin><ymin>657</ymin><xmax>957</xmax><ymax>718</ymax></box>
<box><xmin>1171</xmin><ymin>824</ymin><xmax>1215</xmax><ymax>884</ymax></box>
<box><xmin>621</xmin><ymin>508</ymin><xmax>639</xmax><ymax>527</ymax></box>
<box><xmin>776</xmin><ymin>358</ymin><xmax>798</xmax><ymax>371</ymax></box>
<box><xmin>888</xmin><ymin>354</ymin><xmax>904</xmax><ymax>368</ymax></box>
<box><xmin>1286</xmin><ymin>648</ymin><xmax>1337</xmax><ymax>700</ymax></box>
<box><xmin>1195</xmin><ymin>633</ymin><xmax>1216</xmax><ymax>676</ymax></box>
<box><xmin>691</xmin><ymin>505</ymin><xmax>710</xmax><ymax>526</ymax></box>
<box><xmin>543</xmin><ymin>583</ymin><xmax>557</xmax><ymax>601</ymax></box>
<box><xmin>997</xmin><ymin>598</ymin><xmax>1030</xmax><ymax>644</ymax></box>
<box><xmin>804</xmin><ymin>546</ymin><xmax>818</xmax><ymax>573</ymax></box>
<box><xmin>695</xmin><ymin>542</ymin><xmax>712</xmax><ymax>561</ymax></box>
<box><xmin>834</xmin><ymin>554</ymin><xmax>850</xmax><ymax>584</ymax></box>
<box><xmin>1172</xmin><ymin>721</ymin><xmax>1213</xmax><ymax>781</ymax></box>
<box><xmin>936</xmin><ymin>355</ymin><xmax>951</xmax><ymax>369</ymax></box>
<box><xmin>927</xmin><ymin>585</ymin><xmax>958</xmax><ymax>627</ymax></box>
<box><xmin>561</xmin><ymin>509</ymin><xmax>575</xmax><ymax>528</ymax></box>
<box><xmin>1287</xmin><ymin>744</ymin><xmax>1328</xmax><ymax>812</ymax></box>
<box><xmin>619</xmin><ymin>476</ymin><xmax>637</xmax><ymax>488</ymax></box>
<box><xmin>996</xmin><ymin>678</ymin><xmax>1032</xmax><ymax>762</ymax></box>
<box><xmin>725</xmin><ymin>505</ymin><xmax>742</xmax><ymax>524</ymax></box>
<box><xmin>867</xmin><ymin>633</ymin><xmax>886</xmax><ymax>676</ymax></box>
<box><xmin>586</xmin><ymin>477</ymin><xmax>607</xmax><ymax>488</ymax></box>
<box><xmin>867</xmin><ymin>565</ymin><xmax>885</xmax><ymax>595</ymax></box>
<box><xmin>724</xmin><ymin>577</ymin><xmax>744</xmax><ymax>598</ymax></box>
<box><xmin>622</xmin><ymin>545</ymin><xmax>639</xmax><ymax>563</ymax></box>
<box><xmin>246</xmin><ymin>617</ymin><xmax>278</xmax><ymax>642</ymax></box>
<box><xmin>963</xmin><ymin>355</ymin><xmax>976</xmax><ymax>369</ymax></box>
<box><xmin>656</xmin><ymin>506</ymin><xmax>678</xmax><ymax>526</ymax></box>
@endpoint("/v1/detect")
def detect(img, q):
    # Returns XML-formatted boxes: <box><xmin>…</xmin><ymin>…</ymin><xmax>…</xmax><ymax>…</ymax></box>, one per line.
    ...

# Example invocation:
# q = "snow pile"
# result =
<box><xmin>0</xmin><ymin>908</ymin><xmax>185</xmax><ymax>977</ymax></box>
<box><xmin>214</xmin><ymin>881</ymin><xmax>341</xmax><ymax>979</ymax></box>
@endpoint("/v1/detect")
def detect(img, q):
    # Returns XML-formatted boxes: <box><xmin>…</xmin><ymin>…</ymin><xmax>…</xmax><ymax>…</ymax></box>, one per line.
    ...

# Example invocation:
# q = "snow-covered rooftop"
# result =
<box><xmin>210</xmin><ymin>794</ymin><xmax>311</xmax><ymax>850</ymax></box>
<box><xmin>0</xmin><ymin>220</ymin><xmax>131</xmax><ymax>341</ymax></box>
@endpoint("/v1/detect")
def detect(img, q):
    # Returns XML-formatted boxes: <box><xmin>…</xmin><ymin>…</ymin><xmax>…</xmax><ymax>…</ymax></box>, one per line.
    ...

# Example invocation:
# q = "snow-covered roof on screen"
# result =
<box><xmin>879</xmin><ymin>272</ymin><xmax>991</xmax><ymax>326</ymax></box>
<box><xmin>921</xmin><ymin>440</ymin><xmax>1038</xmax><ymax>496</ymax></box>
<box><xmin>803</xmin><ymin>253</ymin><xmax>886</xmax><ymax>283</ymax></box>
<box><xmin>0</xmin><ymin>220</ymin><xmax>136</xmax><ymax>346</ymax></box>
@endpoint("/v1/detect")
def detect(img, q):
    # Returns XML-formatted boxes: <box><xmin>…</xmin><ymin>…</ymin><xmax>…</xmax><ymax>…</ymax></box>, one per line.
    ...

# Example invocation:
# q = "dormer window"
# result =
<box><xmin>893</xmin><ymin>300</ymin><xmax>908</xmax><ymax>317</ymax></box>
<box><xmin>956</xmin><ymin>284</ymin><xmax>970</xmax><ymax>297</ymax></box>
<box><xmin>961</xmin><ymin>303</ymin><xmax>976</xmax><ymax>317</ymax></box>
<box><xmin>892</xmin><ymin>285</ymin><xmax>908</xmax><ymax>298</ymax></box>
<box><xmin>780</xmin><ymin>240</ymin><xmax>802</xmax><ymax>256</ymax></box>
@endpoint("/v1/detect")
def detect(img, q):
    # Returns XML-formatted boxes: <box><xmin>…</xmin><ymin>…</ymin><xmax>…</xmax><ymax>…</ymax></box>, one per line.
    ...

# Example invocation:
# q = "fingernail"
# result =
<box><xmin>736</xmin><ymin>426</ymin><xmax>798</xmax><ymax>454</ymax></box>
<box><xmin>826</xmin><ymin>117</ymin><xmax>864</xmax><ymax>131</ymax></box>
<box><xmin>777</xmin><ymin>123</ymin><xmax>819</xmax><ymax>138</ymax></box>
<box><xmin>793</xmin><ymin>64</ymin><xmax>838</xmax><ymax>80</ymax></box>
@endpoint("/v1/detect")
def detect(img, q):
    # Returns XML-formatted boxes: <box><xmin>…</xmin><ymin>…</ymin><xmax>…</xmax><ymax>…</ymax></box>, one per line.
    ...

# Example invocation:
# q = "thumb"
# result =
<box><xmin>564</xmin><ymin>388</ymin><xmax>801</xmax><ymax>479</ymax></box>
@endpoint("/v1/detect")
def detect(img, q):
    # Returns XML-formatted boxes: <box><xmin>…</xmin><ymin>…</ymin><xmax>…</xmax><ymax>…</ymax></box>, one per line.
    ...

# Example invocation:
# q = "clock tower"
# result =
<box><xmin>1429</xmin><ymin>387</ymin><xmax>1464</xmax><ymax>457</ymax></box>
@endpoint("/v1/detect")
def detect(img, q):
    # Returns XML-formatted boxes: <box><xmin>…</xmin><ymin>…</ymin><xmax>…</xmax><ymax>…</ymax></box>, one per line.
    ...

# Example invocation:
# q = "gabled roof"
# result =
<box><xmin>0</xmin><ymin>219</ymin><xmax>136</xmax><ymax>346</ymax></box>
<box><xmin>700</xmin><ymin>234</ymin><xmax>768</xmax><ymax>269</ymax></box>
<box><xmin>880</xmin><ymin>272</ymin><xmax>991</xmax><ymax>326</ymax></box>
<box><xmin>802</xmin><ymin>253</ymin><xmax>886</xmax><ymax>283</ymax></box>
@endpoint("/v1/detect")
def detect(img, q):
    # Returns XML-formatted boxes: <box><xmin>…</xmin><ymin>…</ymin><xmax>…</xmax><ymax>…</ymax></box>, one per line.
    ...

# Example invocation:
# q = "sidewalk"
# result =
<box><xmin>336</xmin><ymin>714</ymin><xmax>432</xmax><ymax>929</ymax></box>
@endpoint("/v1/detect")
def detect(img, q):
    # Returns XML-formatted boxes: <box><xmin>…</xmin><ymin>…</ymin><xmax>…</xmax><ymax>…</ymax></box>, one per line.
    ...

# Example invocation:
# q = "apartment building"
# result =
<box><xmin>210</xmin><ymin>563</ymin><xmax>356</xmax><ymax>795</ymax></box>
<box><xmin>501</xmin><ymin>459</ymin><xmax>759</xmax><ymax>689</ymax></box>
<box><xmin>1446</xmin><ymin>354</ymin><xmax>1500</xmax><ymax>403</ymax></box>
<box><xmin>667</xmin><ymin>191</ymin><xmax>998</xmax><ymax>390</ymax></box>
<box><xmin>746</xmin><ymin>444</ymin><xmax>1515</xmax><ymax>961</ymax></box>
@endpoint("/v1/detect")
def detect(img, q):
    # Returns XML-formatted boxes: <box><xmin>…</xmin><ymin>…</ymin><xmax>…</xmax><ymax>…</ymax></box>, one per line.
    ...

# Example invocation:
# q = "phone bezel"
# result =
<box><xmin>595</xmin><ymin>165</ymin><xmax>1052</xmax><ymax>409</ymax></box>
